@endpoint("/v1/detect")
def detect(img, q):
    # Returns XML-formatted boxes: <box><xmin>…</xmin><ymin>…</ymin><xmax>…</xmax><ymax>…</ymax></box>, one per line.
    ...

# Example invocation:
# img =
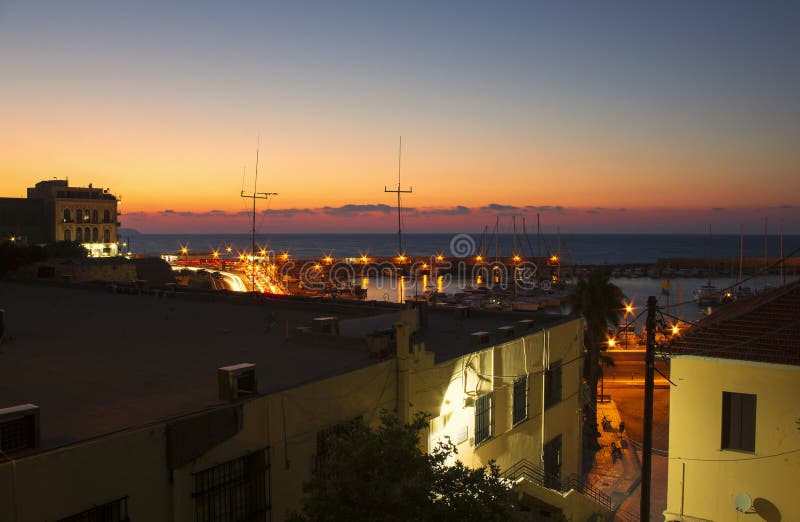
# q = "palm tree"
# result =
<box><xmin>569</xmin><ymin>270</ymin><xmax>624</xmax><ymax>461</ymax></box>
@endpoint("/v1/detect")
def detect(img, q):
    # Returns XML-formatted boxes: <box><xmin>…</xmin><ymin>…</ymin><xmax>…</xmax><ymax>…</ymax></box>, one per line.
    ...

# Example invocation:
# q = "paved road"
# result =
<box><xmin>601</xmin><ymin>350</ymin><xmax>670</xmax><ymax>387</ymax></box>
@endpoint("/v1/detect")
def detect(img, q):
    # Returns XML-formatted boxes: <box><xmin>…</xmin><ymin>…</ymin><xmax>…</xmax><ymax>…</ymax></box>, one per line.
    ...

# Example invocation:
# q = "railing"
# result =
<box><xmin>502</xmin><ymin>458</ymin><xmax>617</xmax><ymax>512</ymax></box>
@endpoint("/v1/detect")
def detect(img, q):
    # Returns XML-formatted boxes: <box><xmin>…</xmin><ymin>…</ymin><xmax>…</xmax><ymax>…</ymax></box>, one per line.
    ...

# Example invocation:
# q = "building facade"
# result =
<box><xmin>665</xmin><ymin>282</ymin><xmax>800</xmax><ymax>522</ymax></box>
<box><xmin>0</xmin><ymin>283</ymin><xmax>610</xmax><ymax>521</ymax></box>
<box><xmin>0</xmin><ymin>180</ymin><xmax>120</xmax><ymax>255</ymax></box>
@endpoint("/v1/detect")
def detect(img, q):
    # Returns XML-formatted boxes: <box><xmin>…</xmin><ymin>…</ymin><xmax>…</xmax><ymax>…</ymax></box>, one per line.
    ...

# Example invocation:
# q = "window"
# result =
<box><xmin>314</xmin><ymin>417</ymin><xmax>362</xmax><ymax>473</ymax></box>
<box><xmin>512</xmin><ymin>375</ymin><xmax>529</xmax><ymax>425</ymax></box>
<box><xmin>92</xmin><ymin>209</ymin><xmax>99</xmax><ymax>223</ymax></box>
<box><xmin>194</xmin><ymin>450</ymin><xmax>269</xmax><ymax>522</ymax></box>
<box><xmin>104</xmin><ymin>209</ymin><xmax>111</xmax><ymax>223</ymax></box>
<box><xmin>92</xmin><ymin>227</ymin><xmax>99</xmax><ymax>242</ymax></box>
<box><xmin>63</xmin><ymin>208</ymin><xmax>72</xmax><ymax>222</ymax></box>
<box><xmin>84</xmin><ymin>227</ymin><xmax>90</xmax><ymax>242</ymax></box>
<box><xmin>475</xmin><ymin>393</ymin><xmax>493</xmax><ymax>445</ymax></box>
<box><xmin>722</xmin><ymin>392</ymin><xmax>756</xmax><ymax>452</ymax></box>
<box><xmin>84</xmin><ymin>209</ymin><xmax>90</xmax><ymax>222</ymax></box>
<box><xmin>544</xmin><ymin>361</ymin><xmax>562</xmax><ymax>409</ymax></box>
<box><xmin>76</xmin><ymin>209</ymin><xmax>83</xmax><ymax>222</ymax></box>
<box><xmin>64</xmin><ymin>229</ymin><xmax>72</xmax><ymax>242</ymax></box>
<box><xmin>59</xmin><ymin>497</ymin><xmax>129</xmax><ymax>522</ymax></box>
<box><xmin>104</xmin><ymin>229</ymin><xmax>111</xmax><ymax>243</ymax></box>
<box><xmin>76</xmin><ymin>228</ymin><xmax>83</xmax><ymax>242</ymax></box>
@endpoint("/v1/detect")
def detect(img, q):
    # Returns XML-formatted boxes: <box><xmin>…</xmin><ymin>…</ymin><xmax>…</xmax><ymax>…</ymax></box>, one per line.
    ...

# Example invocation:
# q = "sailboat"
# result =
<box><xmin>693</xmin><ymin>225</ymin><xmax>723</xmax><ymax>306</ymax></box>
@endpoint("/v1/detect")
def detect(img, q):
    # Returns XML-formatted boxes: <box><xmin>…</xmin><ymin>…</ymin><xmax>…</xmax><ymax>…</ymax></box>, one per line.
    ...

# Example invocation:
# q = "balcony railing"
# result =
<box><xmin>502</xmin><ymin>458</ymin><xmax>617</xmax><ymax>512</ymax></box>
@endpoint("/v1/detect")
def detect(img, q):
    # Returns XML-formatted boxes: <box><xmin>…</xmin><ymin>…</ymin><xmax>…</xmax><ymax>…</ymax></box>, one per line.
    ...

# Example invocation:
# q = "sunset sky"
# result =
<box><xmin>1</xmin><ymin>2</ymin><xmax>798</xmax><ymax>233</ymax></box>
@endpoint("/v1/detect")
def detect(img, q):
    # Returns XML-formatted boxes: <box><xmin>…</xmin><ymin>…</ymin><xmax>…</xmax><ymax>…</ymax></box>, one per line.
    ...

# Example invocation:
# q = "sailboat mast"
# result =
<box><xmin>384</xmin><ymin>136</ymin><xmax>412</xmax><ymax>255</ymax></box>
<box><xmin>397</xmin><ymin>137</ymin><xmax>402</xmax><ymax>254</ymax></box>
<box><xmin>252</xmin><ymin>146</ymin><xmax>259</xmax><ymax>259</ymax></box>
<box><xmin>708</xmin><ymin>224</ymin><xmax>712</xmax><ymax>287</ymax></box>
<box><xmin>780</xmin><ymin>220</ymin><xmax>785</xmax><ymax>285</ymax></box>
<box><xmin>738</xmin><ymin>224</ymin><xmax>744</xmax><ymax>284</ymax></box>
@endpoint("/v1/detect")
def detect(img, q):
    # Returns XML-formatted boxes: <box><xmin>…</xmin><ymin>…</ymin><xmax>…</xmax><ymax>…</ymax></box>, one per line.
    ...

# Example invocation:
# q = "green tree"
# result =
<box><xmin>569</xmin><ymin>270</ymin><xmax>624</xmax><ymax>457</ymax></box>
<box><xmin>289</xmin><ymin>412</ymin><xmax>525</xmax><ymax>522</ymax></box>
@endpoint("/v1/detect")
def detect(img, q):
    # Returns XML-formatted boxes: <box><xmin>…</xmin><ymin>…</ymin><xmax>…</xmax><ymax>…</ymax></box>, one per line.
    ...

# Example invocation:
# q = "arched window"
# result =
<box><xmin>76</xmin><ymin>209</ymin><xmax>83</xmax><ymax>222</ymax></box>
<box><xmin>64</xmin><ymin>229</ymin><xmax>72</xmax><ymax>241</ymax></box>
<box><xmin>92</xmin><ymin>210</ymin><xmax>98</xmax><ymax>223</ymax></box>
<box><xmin>84</xmin><ymin>210</ymin><xmax>90</xmax><ymax>222</ymax></box>
<box><xmin>63</xmin><ymin>208</ymin><xmax>72</xmax><ymax>222</ymax></box>
<box><xmin>75</xmin><ymin>228</ymin><xmax>83</xmax><ymax>242</ymax></box>
<box><xmin>103</xmin><ymin>229</ymin><xmax>110</xmax><ymax>243</ymax></box>
<box><xmin>84</xmin><ymin>227</ymin><xmax>90</xmax><ymax>241</ymax></box>
<box><xmin>92</xmin><ymin>227</ymin><xmax>99</xmax><ymax>242</ymax></box>
<box><xmin>103</xmin><ymin>210</ymin><xmax>110</xmax><ymax>223</ymax></box>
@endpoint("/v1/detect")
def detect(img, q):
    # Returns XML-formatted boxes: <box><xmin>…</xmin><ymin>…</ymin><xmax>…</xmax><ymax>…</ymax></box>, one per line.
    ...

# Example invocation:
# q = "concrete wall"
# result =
<box><xmin>665</xmin><ymin>356</ymin><xmax>800</xmax><ymax>522</ymax></box>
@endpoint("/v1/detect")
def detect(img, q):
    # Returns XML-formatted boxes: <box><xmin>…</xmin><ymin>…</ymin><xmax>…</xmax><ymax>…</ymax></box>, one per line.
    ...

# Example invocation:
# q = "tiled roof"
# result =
<box><xmin>669</xmin><ymin>280</ymin><xmax>800</xmax><ymax>366</ymax></box>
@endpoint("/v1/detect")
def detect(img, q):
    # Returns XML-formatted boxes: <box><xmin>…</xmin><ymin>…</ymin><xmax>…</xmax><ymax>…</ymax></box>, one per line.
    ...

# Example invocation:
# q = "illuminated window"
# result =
<box><xmin>721</xmin><ymin>392</ymin><xmax>756</xmax><ymax>452</ymax></box>
<box><xmin>84</xmin><ymin>209</ymin><xmax>90</xmax><ymax>222</ymax></box>
<box><xmin>475</xmin><ymin>393</ymin><xmax>493</xmax><ymax>445</ymax></box>
<box><xmin>194</xmin><ymin>451</ymin><xmax>269</xmax><ymax>522</ymax></box>
<box><xmin>63</xmin><ymin>208</ymin><xmax>72</xmax><ymax>222</ymax></box>
<box><xmin>512</xmin><ymin>375</ymin><xmax>528</xmax><ymax>425</ymax></box>
<box><xmin>58</xmin><ymin>497</ymin><xmax>128</xmax><ymax>522</ymax></box>
<box><xmin>544</xmin><ymin>360</ymin><xmax>562</xmax><ymax>409</ymax></box>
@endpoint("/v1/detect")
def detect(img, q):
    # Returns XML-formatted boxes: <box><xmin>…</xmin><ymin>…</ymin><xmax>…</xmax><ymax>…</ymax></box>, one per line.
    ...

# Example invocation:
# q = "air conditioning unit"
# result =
<box><xmin>453</xmin><ymin>305</ymin><xmax>470</xmax><ymax>319</ymax></box>
<box><xmin>311</xmin><ymin>317</ymin><xmax>340</xmax><ymax>335</ymax></box>
<box><xmin>496</xmin><ymin>325</ymin><xmax>515</xmax><ymax>339</ymax></box>
<box><xmin>470</xmin><ymin>331</ymin><xmax>491</xmax><ymax>348</ymax></box>
<box><xmin>0</xmin><ymin>404</ymin><xmax>40</xmax><ymax>453</ymax></box>
<box><xmin>218</xmin><ymin>363</ymin><xmax>257</xmax><ymax>401</ymax></box>
<box><xmin>517</xmin><ymin>319</ymin><xmax>535</xmax><ymax>331</ymax></box>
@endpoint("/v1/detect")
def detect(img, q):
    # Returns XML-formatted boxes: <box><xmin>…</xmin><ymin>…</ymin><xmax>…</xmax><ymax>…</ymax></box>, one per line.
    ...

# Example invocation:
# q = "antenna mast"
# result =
<box><xmin>384</xmin><ymin>136</ymin><xmax>412</xmax><ymax>254</ymax></box>
<box><xmin>240</xmin><ymin>140</ymin><xmax>278</xmax><ymax>292</ymax></box>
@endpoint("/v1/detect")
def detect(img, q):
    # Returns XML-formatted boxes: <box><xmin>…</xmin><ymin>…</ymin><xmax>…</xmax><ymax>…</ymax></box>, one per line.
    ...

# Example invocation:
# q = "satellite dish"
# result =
<box><xmin>734</xmin><ymin>492</ymin><xmax>753</xmax><ymax>512</ymax></box>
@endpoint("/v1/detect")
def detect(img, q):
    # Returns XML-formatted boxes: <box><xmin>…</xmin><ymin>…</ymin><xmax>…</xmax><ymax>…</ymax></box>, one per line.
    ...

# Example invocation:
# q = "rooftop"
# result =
<box><xmin>669</xmin><ymin>280</ymin><xmax>800</xmax><ymax>366</ymax></box>
<box><xmin>0</xmin><ymin>281</ymin><xmax>566</xmax><ymax>452</ymax></box>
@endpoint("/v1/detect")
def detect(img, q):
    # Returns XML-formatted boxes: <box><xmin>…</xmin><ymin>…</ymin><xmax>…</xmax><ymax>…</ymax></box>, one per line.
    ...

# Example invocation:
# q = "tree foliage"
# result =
<box><xmin>289</xmin><ymin>412</ymin><xmax>525</xmax><ymax>522</ymax></box>
<box><xmin>569</xmin><ymin>270</ymin><xmax>624</xmax><ymax>457</ymax></box>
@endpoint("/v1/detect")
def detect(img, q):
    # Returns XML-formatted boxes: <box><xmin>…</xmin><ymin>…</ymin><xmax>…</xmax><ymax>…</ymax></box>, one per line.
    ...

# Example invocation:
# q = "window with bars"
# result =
<box><xmin>544</xmin><ymin>360</ymin><xmax>562</xmax><ymax>409</ymax></box>
<box><xmin>313</xmin><ymin>417</ymin><xmax>362</xmax><ymax>473</ymax></box>
<box><xmin>0</xmin><ymin>414</ymin><xmax>36</xmax><ymax>453</ymax></box>
<box><xmin>58</xmin><ymin>497</ymin><xmax>129</xmax><ymax>522</ymax></box>
<box><xmin>193</xmin><ymin>450</ymin><xmax>269</xmax><ymax>522</ymax></box>
<box><xmin>721</xmin><ymin>392</ymin><xmax>756</xmax><ymax>452</ymax></box>
<box><xmin>512</xmin><ymin>375</ymin><xmax>529</xmax><ymax>426</ymax></box>
<box><xmin>474</xmin><ymin>393</ymin><xmax>493</xmax><ymax>445</ymax></box>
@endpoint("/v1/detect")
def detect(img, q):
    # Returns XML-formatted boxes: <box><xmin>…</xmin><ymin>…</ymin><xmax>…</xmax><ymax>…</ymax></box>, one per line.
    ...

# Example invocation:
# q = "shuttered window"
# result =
<box><xmin>721</xmin><ymin>392</ymin><xmax>756</xmax><ymax>452</ymax></box>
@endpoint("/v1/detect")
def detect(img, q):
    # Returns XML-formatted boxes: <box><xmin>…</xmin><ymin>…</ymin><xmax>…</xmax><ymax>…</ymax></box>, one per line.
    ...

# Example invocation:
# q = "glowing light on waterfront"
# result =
<box><xmin>671</xmin><ymin>324</ymin><xmax>680</xmax><ymax>336</ymax></box>
<box><xmin>225</xmin><ymin>246</ymin><xmax>232</xmax><ymax>253</ymax></box>
<box><xmin>607</xmin><ymin>338</ymin><xmax>617</xmax><ymax>348</ymax></box>
<box><xmin>180</xmin><ymin>244</ymin><xmax>188</xmax><ymax>255</ymax></box>
<box><xmin>513</xmin><ymin>254</ymin><xmax>521</xmax><ymax>262</ymax></box>
<box><xmin>624</xmin><ymin>302</ymin><xmax>634</xmax><ymax>316</ymax></box>
<box><xmin>212</xmin><ymin>250</ymin><xmax>219</xmax><ymax>259</ymax></box>
<box><xmin>550</xmin><ymin>255</ymin><xmax>559</xmax><ymax>263</ymax></box>
<box><xmin>436</xmin><ymin>254</ymin><xmax>444</xmax><ymax>261</ymax></box>
<box><xmin>475</xmin><ymin>255</ymin><xmax>483</xmax><ymax>262</ymax></box>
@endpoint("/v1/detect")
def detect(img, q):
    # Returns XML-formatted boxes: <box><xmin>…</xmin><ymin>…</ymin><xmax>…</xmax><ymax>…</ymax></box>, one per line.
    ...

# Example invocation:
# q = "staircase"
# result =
<box><xmin>503</xmin><ymin>459</ymin><xmax>617</xmax><ymax>513</ymax></box>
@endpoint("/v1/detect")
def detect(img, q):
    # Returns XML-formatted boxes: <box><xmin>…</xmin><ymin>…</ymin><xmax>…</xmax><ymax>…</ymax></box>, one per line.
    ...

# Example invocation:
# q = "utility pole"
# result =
<box><xmin>240</xmin><ymin>145</ymin><xmax>277</xmax><ymax>292</ymax></box>
<box><xmin>384</xmin><ymin>137</ymin><xmax>412</xmax><ymax>255</ymax></box>
<box><xmin>641</xmin><ymin>295</ymin><xmax>657</xmax><ymax>522</ymax></box>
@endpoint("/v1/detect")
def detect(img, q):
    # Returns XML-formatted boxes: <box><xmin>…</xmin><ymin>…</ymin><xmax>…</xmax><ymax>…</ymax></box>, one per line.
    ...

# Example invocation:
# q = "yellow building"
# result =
<box><xmin>0</xmin><ymin>281</ymin><xmax>612</xmax><ymax>521</ymax></box>
<box><xmin>665</xmin><ymin>281</ymin><xmax>800</xmax><ymax>522</ymax></box>
<box><xmin>26</xmin><ymin>179</ymin><xmax>121</xmax><ymax>256</ymax></box>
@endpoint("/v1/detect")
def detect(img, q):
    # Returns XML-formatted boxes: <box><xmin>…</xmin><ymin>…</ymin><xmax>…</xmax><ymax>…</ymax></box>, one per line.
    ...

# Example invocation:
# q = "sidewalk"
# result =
<box><xmin>586</xmin><ymin>400</ymin><xmax>642</xmax><ymax>508</ymax></box>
